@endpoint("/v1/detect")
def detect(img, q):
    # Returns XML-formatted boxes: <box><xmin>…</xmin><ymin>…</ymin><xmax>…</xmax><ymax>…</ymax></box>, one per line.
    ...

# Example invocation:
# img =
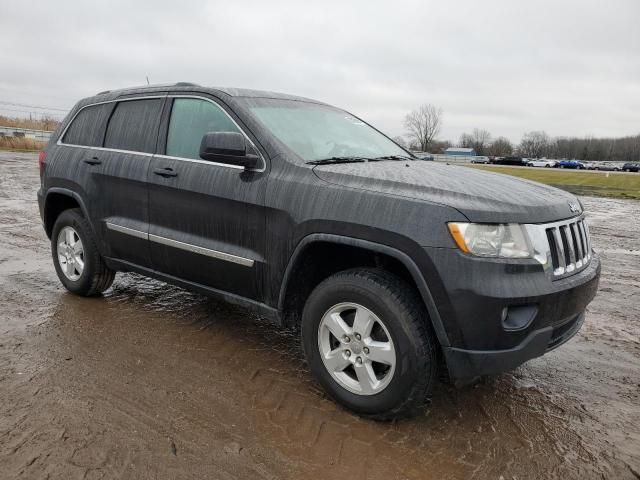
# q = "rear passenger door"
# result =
<box><xmin>91</xmin><ymin>96</ymin><xmax>165</xmax><ymax>267</ymax></box>
<box><xmin>54</xmin><ymin>102</ymin><xmax>115</xmax><ymax>231</ymax></box>
<box><xmin>147</xmin><ymin>96</ymin><xmax>267</xmax><ymax>301</ymax></box>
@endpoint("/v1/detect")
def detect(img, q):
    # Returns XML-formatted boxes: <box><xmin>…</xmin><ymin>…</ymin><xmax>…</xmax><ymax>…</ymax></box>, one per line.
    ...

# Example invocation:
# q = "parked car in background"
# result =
<box><xmin>413</xmin><ymin>152</ymin><xmax>434</xmax><ymax>161</ymax></box>
<box><xmin>587</xmin><ymin>162</ymin><xmax>621</xmax><ymax>171</ymax></box>
<box><xmin>555</xmin><ymin>160</ymin><xmax>586</xmax><ymax>169</ymax></box>
<box><xmin>527</xmin><ymin>159</ymin><xmax>557</xmax><ymax>168</ymax></box>
<box><xmin>470</xmin><ymin>156</ymin><xmax>489</xmax><ymax>164</ymax></box>
<box><xmin>622</xmin><ymin>163</ymin><xmax>640</xmax><ymax>172</ymax></box>
<box><xmin>491</xmin><ymin>156</ymin><xmax>525</xmax><ymax>166</ymax></box>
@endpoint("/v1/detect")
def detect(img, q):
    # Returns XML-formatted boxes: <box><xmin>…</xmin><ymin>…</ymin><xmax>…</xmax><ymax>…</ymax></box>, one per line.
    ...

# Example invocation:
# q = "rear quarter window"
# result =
<box><xmin>62</xmin><ymin>103</ymin><xmax>113</xmax><ymax>147</ymax></box>
<box><xmin>104</xmin><ymin>99</ymin><xmax>163</xmax><ymax>153</ymax></box>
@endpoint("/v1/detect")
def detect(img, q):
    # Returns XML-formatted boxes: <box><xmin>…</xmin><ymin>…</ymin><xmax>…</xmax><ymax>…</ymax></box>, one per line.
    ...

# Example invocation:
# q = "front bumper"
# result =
<box><xmin>422</xmin><ymin>247</ymin><xmax>601</xmax><ymax>381</ymax></box>
<box><xmin>444</xmin><ymin>311</ymin><xmax>585</xmax><ymax>382</ymax></box>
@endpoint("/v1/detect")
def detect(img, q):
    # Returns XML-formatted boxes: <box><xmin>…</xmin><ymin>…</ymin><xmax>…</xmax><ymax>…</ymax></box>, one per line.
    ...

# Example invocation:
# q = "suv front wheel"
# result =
<box><xmin>51</xmin><ymin>208</ymin><xmax>115</xmax><ymax>296</ymax></box>
<box><xmin>301</xmin><ymin>268</ymin><xmax>438</xmax><ymax>419</ymax></box>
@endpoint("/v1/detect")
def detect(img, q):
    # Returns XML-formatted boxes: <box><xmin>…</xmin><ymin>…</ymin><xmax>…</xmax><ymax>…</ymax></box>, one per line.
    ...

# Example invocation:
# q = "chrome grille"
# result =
<box><xmin>545</xmin><ymin>217</ymin><xmax>591</xmax><ymax>276</ymax></box>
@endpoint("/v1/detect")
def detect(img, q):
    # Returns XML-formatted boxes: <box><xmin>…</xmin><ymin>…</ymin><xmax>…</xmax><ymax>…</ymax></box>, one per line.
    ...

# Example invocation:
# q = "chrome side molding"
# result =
<box><xmin>105</xmin><ymin>222</ymin><xmax>254</xmax><ymax>267</ymax></box>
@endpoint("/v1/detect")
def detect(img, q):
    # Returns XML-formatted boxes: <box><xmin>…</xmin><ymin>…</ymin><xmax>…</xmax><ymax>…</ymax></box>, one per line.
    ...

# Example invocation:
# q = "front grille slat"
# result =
<box><xmin>571</xmin><ymin>223</ymin><xmax>583</xmax><ymax>268</ymax></box>
<box><xmin>546</xmin><ymin>229</ymin><xmax>559</xmax><ymax>269</ymax></box>
<box><xmin>544</xmin><ymin>216</ymin><xmax>592</xmax><ymax>278</ymax></box>
<box><xmin>561</xmin><ymin>225</ymin><xmax>576</xmax><ymax>272</ymax></box>
<box><xmin>552</xmin><ymin>227</ymin><xmax>566</xmax><ymax>273</ymax></box>
<box><xmin>576</xmin><ymin>221</ymin><xmax>587</xmax><ymax>260</ymax></box>
<box><xmin>583</xmin><ymin>220</ymin><xmax>592</xmax><ymax>257</ymax></box>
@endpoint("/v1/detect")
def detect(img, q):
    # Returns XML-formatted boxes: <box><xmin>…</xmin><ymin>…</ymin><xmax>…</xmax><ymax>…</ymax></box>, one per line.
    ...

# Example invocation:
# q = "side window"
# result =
<box><xmin>62</xmin><ymin>103</ymin><xmax>113</xmax><ymax>147</ymax></box>
<box><xmin>104</xmin><ymin>99</ymin><xmax>163</xmax><ymax>153</ymax></box>
<box><xmin>166</xmin><ymin>98</ymin><xmax>240</xmax><ymax>160</ymax></box>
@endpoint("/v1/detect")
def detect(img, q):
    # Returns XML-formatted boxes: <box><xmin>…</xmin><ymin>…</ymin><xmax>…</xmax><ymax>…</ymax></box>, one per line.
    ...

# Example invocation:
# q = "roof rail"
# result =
<box><xmin>96</xmin><ymin>82</ymin><xmax>200</xmax><ymax>95</ymax></box>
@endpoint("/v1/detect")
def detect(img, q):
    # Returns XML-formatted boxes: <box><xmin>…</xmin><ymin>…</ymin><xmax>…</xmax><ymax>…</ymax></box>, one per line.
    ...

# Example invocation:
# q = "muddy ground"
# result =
<box><xmin>0</xmin><ymin>151</ymin><xmax>638</xmax><ymax>479</ymax></box>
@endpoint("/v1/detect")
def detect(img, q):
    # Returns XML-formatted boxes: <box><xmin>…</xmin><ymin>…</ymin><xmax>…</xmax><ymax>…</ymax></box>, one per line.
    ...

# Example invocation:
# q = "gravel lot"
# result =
<box><xmin>1</xmin><ymin>151</ymin><xmax>639</xmax><ymax>479</ymax></box>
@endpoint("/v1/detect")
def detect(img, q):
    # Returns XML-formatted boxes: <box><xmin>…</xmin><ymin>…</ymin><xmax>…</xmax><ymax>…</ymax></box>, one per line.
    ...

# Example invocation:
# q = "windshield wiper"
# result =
<box><xmin>306</xmin><ymin>156</ymin><xmax>371</xmax><ymax>165</ymax></box>
<box><xmin>370</xmin><ymin>155</ymin><xmax>415</xmax><ymax>161</ymax></box>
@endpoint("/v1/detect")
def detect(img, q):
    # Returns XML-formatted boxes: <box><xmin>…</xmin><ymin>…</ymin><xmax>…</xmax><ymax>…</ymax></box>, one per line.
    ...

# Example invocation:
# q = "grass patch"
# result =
<box><xmin>0</xmin><ymin>137</ymin><xmax>46</xmax><ymax>152</ymax></box>
<box><xmin>467</xmin><ymin>165</ymin><xmax>640</xmax><ymax>200</ymax></box>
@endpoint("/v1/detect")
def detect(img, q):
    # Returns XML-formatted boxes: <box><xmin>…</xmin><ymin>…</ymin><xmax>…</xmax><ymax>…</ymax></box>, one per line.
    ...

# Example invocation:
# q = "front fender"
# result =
<box><xmin>277</xmin><ymin>233</ymin><xmax>451</xmax><ymax>348</ymax></box>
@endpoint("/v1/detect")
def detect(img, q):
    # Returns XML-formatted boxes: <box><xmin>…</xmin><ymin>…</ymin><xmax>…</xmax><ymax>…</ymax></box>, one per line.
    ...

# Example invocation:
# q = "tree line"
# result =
<box><xmin>399</xmin><ymin>104</ymin><xmax>640</xmax><ymax>162</ymax></box>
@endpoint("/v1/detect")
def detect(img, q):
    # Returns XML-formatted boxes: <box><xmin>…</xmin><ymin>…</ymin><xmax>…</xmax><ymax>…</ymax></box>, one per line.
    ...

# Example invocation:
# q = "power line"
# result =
<box><xmin>0</xmin><ymin>100</ymin><xmax>69</xmax><ymax>112</ymax></box>
<box><xmin>0</xmin><ymin>107</ymin><xmax>65</xmax><ymax>118</ymax></box>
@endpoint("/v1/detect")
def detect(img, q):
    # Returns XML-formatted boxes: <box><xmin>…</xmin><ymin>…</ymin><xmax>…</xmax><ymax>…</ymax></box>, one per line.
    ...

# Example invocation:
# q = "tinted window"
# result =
<box><xmin>104</xmin><ymin>99</ymin><xmax>163</xmax><ymax>153</ymax></box>
<box><xmin>62</xmin><ymin>103</ymin><xmax>113</xmax><ymax>147</ymax></box>
<box><xmin>166</xmin><ymin>98</ymin><xmax>239</xmax><ymax>159</ymax></box>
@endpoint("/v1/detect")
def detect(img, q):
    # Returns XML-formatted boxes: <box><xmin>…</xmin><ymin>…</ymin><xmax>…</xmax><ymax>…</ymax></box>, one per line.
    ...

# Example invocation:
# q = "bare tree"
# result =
<box><xmin>471</xmin><ymin>128</ymin><xmax>491</xmax><ymax>155</ymax></box>
<box><xmin>430</xmin><ymin>139</ymin><xmax>452</xmax><ymax>154</ymax></box>
<box><xmin>458</xmin><ymin>129</ymin><xmax>491</xmax><ymax>155</ymax></box>
<box><xmin>487</xmin><ymin>136</ymin><xmax>513</xmax><ymax>157</ymax></box>
<box><xmin>40</xmin><ymin>114</ymin><xmax>59</xmax><ymax>132</ymax></box>
<box><xmin>392</xmin><ymin>135</ymin><xmax>408</xmax><ymax>148</ymax></box>
<box><xmin>459</xmin><ymin>133</ymin><xmax>474</xmax><ymax>148</ymax></box>
<box><xmin>404</xmin><ymin>104</ymin><xmax>443</xmax><ymax>152</ymax></box>
<box><xmin>519</xmin><ymin>131</ymin><xmax>551</xmax><ymax>158</ymax></box>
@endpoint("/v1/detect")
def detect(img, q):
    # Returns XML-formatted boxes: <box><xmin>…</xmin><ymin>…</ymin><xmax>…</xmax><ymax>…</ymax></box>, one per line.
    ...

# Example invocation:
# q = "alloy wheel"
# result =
<box><xmin>317</xmin><ymin>302</ymin><xmax>396</xmax><ymax>395</ymax></box>
<box><xmin>57</xmin><ymin>226</ymin><xmax>84</xmax><ymax>281</ymax></box>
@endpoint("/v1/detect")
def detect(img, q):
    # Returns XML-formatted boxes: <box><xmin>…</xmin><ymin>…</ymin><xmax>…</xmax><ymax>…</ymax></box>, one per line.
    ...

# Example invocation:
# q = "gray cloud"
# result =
<box><xmin>1</xmin><ymin>0</ymin><xmax>638</xmax><ymax>143</ymax></box>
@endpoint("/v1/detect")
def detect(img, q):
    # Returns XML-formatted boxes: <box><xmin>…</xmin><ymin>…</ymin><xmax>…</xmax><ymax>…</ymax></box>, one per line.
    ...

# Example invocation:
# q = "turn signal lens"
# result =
<box><xmin>447</xmin><ymin>223</ymin><xmax>469</xmax><ymax>253</ymax></box>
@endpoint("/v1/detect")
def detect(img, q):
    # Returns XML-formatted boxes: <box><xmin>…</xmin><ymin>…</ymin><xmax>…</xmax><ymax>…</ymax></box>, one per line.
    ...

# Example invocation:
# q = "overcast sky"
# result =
<box><xmin>1</xmin><ymin>0</ymin><xmax>638</xmax><ymax>143</ymax></box>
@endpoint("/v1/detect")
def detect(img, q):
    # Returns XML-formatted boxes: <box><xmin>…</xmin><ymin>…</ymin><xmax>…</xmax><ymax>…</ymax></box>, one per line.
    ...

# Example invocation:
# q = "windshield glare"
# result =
<box><xmin>242</xmin><ymin>98</ymin><xmax>408</xmax><ymax>162</ymax></box>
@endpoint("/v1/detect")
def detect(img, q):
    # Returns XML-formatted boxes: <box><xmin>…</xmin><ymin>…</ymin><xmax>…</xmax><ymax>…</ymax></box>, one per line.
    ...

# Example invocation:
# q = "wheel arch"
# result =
<box><xmin>278</xmin><ymin>233</ymin><xmax>450</xmax><ymax>347</ymax></box>
<box><xmin>43</xmin><ymin>188</ymin><xmax>92</xmax><ymax>238</ymax></box>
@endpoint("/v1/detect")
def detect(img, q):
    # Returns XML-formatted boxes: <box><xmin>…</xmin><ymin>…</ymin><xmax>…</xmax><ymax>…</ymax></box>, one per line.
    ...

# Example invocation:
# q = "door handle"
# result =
<box><xmin>83</xmin><ymin>157</ymin><xmax>101</xmax><ymax>166</ymax></box>
<box><xmin>153</xmin><ymin>167</ymin><xmax>178</xmax><ymax>177</ymax></box>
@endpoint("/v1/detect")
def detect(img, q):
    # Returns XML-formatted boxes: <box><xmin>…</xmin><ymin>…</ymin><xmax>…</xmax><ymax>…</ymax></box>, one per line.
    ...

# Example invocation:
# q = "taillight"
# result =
<box><xmin>38</xmin><ymin>151</ymin><xmax>45</xmax><ymax>173</ymax></box>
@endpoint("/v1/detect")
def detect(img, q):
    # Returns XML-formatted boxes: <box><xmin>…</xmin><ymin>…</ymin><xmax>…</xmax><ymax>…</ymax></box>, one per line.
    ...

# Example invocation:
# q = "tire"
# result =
<box><xmin>560</xmin><ymin>165</ymin><xmax>565</xmax><ymax>168</ymax></box>
<box><xmin>51</xmin><ymin>208</ymin><xmax>115</xmax><ymax>296</ymax></box>
<box><xmin>301</xmin><ymin>268</ymin><xmax>438</xmax><ymax>420</ymax></box>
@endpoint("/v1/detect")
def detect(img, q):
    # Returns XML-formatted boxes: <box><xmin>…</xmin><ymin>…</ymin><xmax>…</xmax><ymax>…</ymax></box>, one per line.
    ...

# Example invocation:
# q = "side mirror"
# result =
<box><xmin>199</xmin><ymin>132</ymin><xmax>260</xmax><ymax>169</ymax></box>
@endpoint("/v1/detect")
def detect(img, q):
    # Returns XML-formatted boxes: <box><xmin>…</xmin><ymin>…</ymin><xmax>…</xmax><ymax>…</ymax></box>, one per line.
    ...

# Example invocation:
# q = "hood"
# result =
<box><xmin>312</xmin><ymin>161</ymin><xmax>582</xmax><ymax>224</ymax></box>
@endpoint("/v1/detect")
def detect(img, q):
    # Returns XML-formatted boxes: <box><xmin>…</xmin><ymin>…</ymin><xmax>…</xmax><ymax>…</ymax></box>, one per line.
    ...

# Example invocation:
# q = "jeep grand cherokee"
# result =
<box><xmin>37</xmin><ymin>83</ymin><xmax>600</xmax><ymax>418</ymax></box>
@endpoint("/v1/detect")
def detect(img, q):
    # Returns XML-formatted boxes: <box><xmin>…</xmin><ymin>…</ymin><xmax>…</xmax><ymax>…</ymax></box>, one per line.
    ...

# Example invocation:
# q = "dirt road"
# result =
<box><xmin>1</xmin><ymin>151</ymin><xmax>638</xmax><ymax>479</ymax></box>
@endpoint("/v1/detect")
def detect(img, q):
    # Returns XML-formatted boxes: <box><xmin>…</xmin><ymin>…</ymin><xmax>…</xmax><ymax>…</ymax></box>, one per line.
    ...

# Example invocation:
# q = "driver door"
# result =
<box><xmin>147</xmin><ymin>96</ymin><xmax>268</xmax><ymax>300</ymax></box>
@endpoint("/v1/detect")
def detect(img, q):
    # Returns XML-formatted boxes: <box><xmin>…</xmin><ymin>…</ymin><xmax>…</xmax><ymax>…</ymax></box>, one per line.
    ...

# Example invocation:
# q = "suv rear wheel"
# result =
<box><xmin>51</xmin><ymin>208</ymin><xmax>115</xmax><ymax>296</ymax></box>
<box><xmin>301</xmin><ymin>268</ymin><xmax>438</xmax><ymax>419</ymax></box>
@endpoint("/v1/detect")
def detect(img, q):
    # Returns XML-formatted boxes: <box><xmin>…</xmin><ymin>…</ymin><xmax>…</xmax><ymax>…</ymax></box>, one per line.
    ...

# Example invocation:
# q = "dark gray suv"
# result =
<box><xmin>37</xmin><ymin>83</ymin><xmax>600</xmax><ymax>418</ymax></box>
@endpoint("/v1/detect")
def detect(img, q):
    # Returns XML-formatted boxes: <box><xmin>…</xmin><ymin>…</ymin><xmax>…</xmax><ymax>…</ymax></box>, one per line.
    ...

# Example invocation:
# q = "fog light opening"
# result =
<box><xmin>502</xmin><ymin>305</ymin><xmax>538</xmax><ymax>331</ymax></box>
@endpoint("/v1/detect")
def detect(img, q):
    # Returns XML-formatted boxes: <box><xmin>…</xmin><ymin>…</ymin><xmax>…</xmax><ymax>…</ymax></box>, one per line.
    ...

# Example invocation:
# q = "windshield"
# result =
<box><xmin>240</xmin><ymin>98</ymin><xmax>409</xmax><ymax>162</ymax></box>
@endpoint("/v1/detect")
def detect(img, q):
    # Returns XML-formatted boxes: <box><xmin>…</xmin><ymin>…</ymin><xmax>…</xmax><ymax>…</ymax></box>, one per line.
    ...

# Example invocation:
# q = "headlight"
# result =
<box><xmin>447</xmin><ymin>223</ymin><xmax>532</xmax><ymax>258</ymax></box>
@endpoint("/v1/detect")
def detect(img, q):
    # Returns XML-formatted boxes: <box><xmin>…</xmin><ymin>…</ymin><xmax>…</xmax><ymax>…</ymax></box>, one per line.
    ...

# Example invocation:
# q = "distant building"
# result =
<box><xmin>445</xmin><ymin>147</ymin><xmax>476</xmax><ymax>156</ymax></box>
